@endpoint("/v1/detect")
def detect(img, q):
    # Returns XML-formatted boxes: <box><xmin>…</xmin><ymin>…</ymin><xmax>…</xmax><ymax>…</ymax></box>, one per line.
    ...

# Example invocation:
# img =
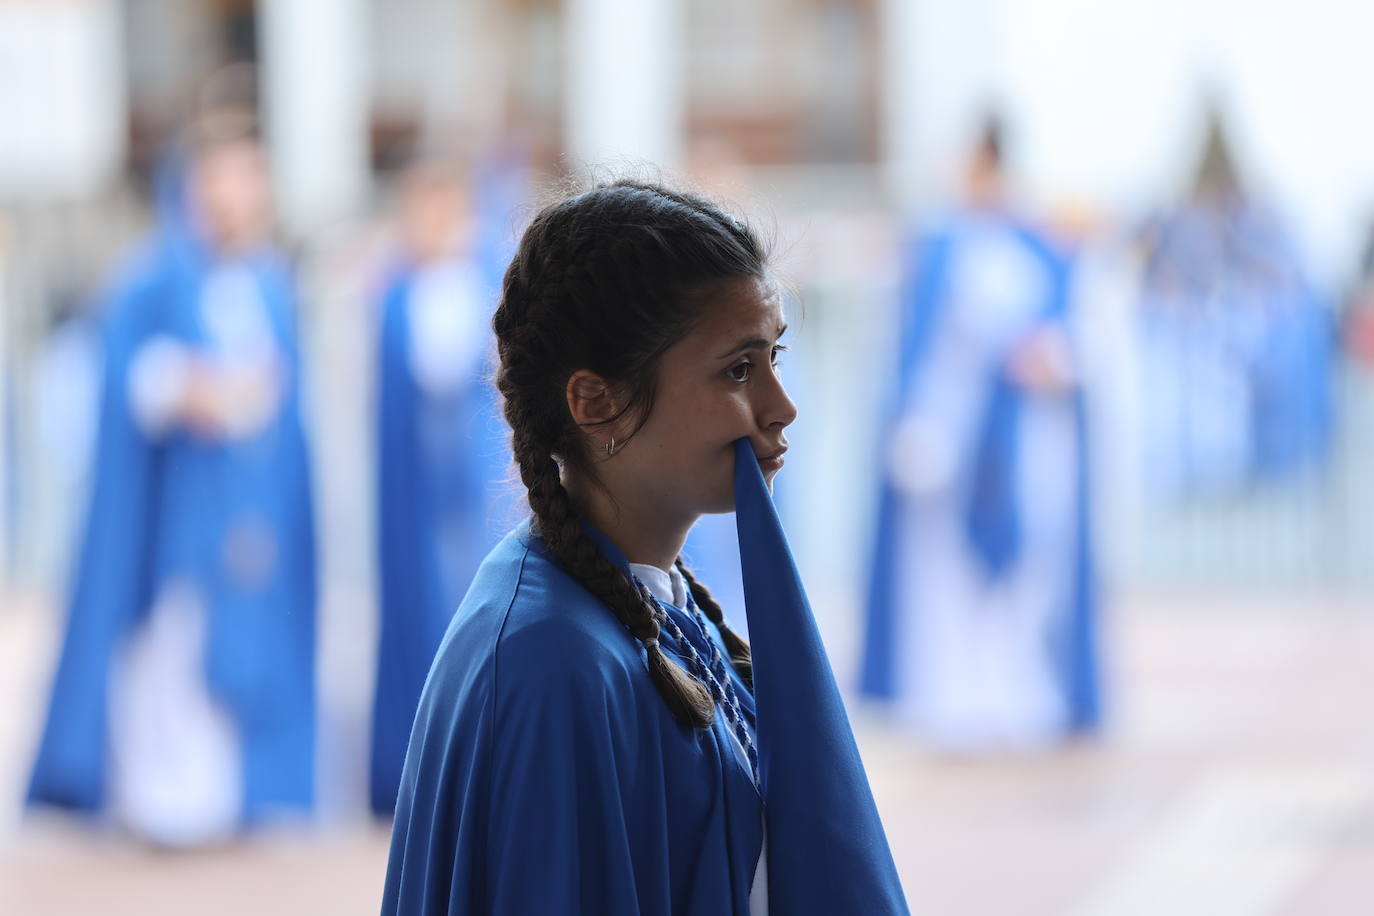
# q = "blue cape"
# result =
<box><xmin>371</xmin><ymin>260</ymin><xmax>514</xmax><ymax>815</ymax></box>
<box><xmin>860</xmin><ymin>220</ymin><xmax>1100</xmax><ymax>732</ymax></box>
<box><xmin>26</xmin><ymin>226</ymin><xmax>318</xmax><ymax>820</ymax></box>
<box><xmin>1139</xmin><ymin>202</ymin><xmax>1334</xmax><ymax>485</ymax></box>
<box><xmin>382</xmin><ymin>440</ymin><xmax>906</xmax><ymax>913</ymax></box>
<box><xmin>381</xmin><ymin>528</ymin><xmax>763</xmax><ymax>913</ymax></box>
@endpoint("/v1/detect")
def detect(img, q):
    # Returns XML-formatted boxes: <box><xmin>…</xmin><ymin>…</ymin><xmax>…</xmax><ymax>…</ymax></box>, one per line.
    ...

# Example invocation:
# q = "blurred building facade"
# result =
<box><xmin>2</xmin><ymin>0</ymin><xmax>1373</xmax><ymax>602</ymax></box>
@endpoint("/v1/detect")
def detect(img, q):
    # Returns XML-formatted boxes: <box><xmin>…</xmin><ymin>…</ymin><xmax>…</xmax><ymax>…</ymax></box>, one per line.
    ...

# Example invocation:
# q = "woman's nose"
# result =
<box><xmin>762</xmin><ymin>371</ymin><xmax>798</xmax><ymax>430</ymax></box>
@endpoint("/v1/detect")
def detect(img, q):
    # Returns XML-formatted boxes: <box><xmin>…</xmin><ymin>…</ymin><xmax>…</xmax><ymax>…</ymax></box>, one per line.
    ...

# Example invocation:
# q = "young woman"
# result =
<box><xmin>382</xmin><ymin>180</ymin><xmax>907</xmax><ymax>914</ymax></box>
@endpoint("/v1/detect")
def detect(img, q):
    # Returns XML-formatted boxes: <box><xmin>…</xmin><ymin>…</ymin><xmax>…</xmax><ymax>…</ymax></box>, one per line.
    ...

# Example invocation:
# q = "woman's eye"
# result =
<box><xmin>729</xmin><ymin>361</ymin><xmax>753</xmax><ymax>382</ymax></box>
<box><xmin>770</xmin><ymin>344</ymin><xmax>788</xmax><ymax>367</ymax></box>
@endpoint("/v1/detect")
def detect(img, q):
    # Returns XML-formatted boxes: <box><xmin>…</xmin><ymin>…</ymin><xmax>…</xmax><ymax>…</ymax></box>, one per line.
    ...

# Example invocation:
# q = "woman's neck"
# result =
<box><xmin>563</xmin><ymin>472</ymin><xmax>694</xmax><ymax>572</ymax></box>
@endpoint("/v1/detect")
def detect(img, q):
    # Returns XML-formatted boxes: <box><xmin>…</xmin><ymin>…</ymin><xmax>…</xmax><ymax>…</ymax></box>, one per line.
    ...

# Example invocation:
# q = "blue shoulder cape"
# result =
<box><xmin>26</xmin><ymin>227</ymin><xmax>318</xmax><ymax>820</ymax></box>
<box><xmin>382</xmin><ymin>523</ymin><xmax>764</xmax><ymax>914</ymax></box>
<box><xmin>382</xmin><ymin>439</ymin><xmax>907</xmax><ymax>913</ymax></box>
<box><xmin>860</xmin><ymin>219</ymin><xmax>1101</xmax><ymax>732</ymax></box>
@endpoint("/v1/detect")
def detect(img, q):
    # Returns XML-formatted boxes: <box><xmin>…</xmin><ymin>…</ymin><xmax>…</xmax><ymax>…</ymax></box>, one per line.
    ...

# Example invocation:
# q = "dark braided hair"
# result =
<box><xmin>676</xmin><ymin>559</ymin><xmax>751</xmax><ymax>690</ymax></box>
<box><xmin>493</xmin><ymin>179</ymin><xmax>765</xmax><ymax>728</ymax></box>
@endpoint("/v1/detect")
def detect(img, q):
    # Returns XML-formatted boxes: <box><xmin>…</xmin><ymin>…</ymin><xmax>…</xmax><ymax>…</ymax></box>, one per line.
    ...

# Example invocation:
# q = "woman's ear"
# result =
<box><xmin>565</xmin><ymin>370</ymin><xmax>618</xmax><ymax>427</ymax></box>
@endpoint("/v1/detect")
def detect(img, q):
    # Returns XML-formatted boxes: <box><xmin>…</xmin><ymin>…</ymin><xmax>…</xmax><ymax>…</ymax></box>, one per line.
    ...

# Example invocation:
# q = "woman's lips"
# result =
<box><xmin>757</xmin><ymin>449</ymin><xmax>786</xmax><ymax>472</ymax></box>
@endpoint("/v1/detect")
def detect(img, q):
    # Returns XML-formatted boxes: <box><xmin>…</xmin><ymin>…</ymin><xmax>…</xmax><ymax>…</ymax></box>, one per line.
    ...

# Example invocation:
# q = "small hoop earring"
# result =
<box><xmin>606</xmin><ymin>436</ymin><xmax>616</xmax><ymax>457</ymax></box>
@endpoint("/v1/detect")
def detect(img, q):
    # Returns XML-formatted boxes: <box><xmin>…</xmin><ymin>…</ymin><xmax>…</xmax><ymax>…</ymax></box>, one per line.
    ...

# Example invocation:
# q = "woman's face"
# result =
<box><xmin>605</xmin><ymin>275</ymin><xmax>797</xmax><ymax>518</ymax></box>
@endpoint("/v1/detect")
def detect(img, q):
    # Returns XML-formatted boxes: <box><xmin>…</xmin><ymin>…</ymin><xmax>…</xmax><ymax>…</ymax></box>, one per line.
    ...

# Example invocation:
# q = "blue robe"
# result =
<box><xmin>371</xmin><ymin>259</ymin><xmax>513</xmax><ymax>816</ymax></box>
<box><xmin>1138</xmin><ymin>202</ymin><xmax>1333</xmax><ymax>493</ymax></box>
<box><xmin>861</xmin><ymin>215</ymin><xmax>1100</xmax><ymax>735</ymax></box>
<box><xmin>382</xmin><ymin>439</ymin><xmax>907</xmax><ymax>914</ymax></box>
<box><xmin>26</xmin><ymin>225</ymin><xmax>317</xmax><ymax>820</ymax></box>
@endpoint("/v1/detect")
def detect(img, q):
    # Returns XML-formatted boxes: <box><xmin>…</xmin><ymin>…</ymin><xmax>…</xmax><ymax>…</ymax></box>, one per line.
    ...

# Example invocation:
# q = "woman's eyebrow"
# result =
<box><xmin>715</xmin><ymin>324</ymin><xmax>788</xmax><ymax>360</ymax></box>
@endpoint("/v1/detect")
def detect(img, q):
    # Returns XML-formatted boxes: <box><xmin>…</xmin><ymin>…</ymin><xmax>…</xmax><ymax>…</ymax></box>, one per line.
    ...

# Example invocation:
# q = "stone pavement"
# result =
<box><xmin>2</xmin><ymin>592</ymin><xmax>1371</xmax><ymax>915</ymax></box>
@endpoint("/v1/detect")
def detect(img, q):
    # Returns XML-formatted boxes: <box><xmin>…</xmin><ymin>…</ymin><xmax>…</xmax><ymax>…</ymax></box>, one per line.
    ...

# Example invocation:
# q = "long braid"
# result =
<box><xmin>522</xmin><ymin>443</ymin><xmax>714</xmax><ymax>729</ymax></box>
<box><xmin>675</xmin><ymin>560</ymin><xmax>753</xmax><ymax>690</ymax></box>
<box><xmin>498</xmin><ymin>270</ymin><xmax>714</xmax><ymax>729</ymax></box>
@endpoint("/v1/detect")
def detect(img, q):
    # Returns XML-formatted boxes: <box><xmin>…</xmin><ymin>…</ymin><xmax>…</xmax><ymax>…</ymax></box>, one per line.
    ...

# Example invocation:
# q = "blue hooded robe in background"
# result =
<box><xmin>25</xmin><ymin>222</ymin><xmax>317</xmax><ymax>824</ymax></box>
<box><xmin>370</xmin><ymin>252</ymin><xmax>514</xmax><ymax>816</ymax></box>
<box><xmin>861</xmin><ymin>214</ymin><xmax>1100</xmax><ymax>742</ymax></box>
<box><xmin>382</xmin><ymin>439</ymin><xmax>907</xmax><ymax>914</ymax></box>
<box><xmin>1137</xmin><ymin>200</ymin><xmax>1334</xmax><ymax>495</ymax></box>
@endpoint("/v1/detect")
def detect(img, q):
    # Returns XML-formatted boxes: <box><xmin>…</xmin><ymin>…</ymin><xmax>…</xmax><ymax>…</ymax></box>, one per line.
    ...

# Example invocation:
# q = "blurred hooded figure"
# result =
<box><xmin>26</xmin><ymin>115</ymin><xmax>318</xmax><ymax>844</ymax></box>
<box><xmin>369</xmin><ymin>161</ymin><xmax>513</xmax><ymax>815</ymax></box>
<box><xmin>861</xmin><ymin>118</ymin><xmax>1100</xmax><ymax>749</ymax></box>
<box><xmin>1136</xmin><ymin>112</ymin><xmax>1333</xmax><ymax>495</ymax></box>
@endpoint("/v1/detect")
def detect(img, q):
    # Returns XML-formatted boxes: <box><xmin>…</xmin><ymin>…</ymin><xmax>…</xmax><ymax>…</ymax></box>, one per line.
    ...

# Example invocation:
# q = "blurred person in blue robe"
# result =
<box><xmin>1137</xmin><ymin>114</ymin><xmax>1334</xmax><ymax>496</ymax></box>
<box><xmin>25</xmin><ymin>121</ymin><xmax>317</xmax><ymax>844</ymax></box>
<box><xmin>861</xmin><ymin>120</ymin><xmax>1100</xmax><ymax>750</ymax></box>
<box><xmin>370</xmin><ymin>162</ymin><xmax>516</xmax><ymax>816</ymax></box>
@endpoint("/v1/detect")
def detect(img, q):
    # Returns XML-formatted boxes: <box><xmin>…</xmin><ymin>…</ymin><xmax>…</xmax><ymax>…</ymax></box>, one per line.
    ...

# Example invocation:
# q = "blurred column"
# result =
<box><xmin>880</xmin><ymin>0</ymin><xmax>1001</xmax><ymax>208</ymax></box>
<box><xmin>563</xmin><ymin>0</ymin><xmax>683</xmax><ymax>170</ymax></box>
<box><xmin>259</xmin><ymin>0</ymin><xmax>371</xmax><ymax>237</ymax></box>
